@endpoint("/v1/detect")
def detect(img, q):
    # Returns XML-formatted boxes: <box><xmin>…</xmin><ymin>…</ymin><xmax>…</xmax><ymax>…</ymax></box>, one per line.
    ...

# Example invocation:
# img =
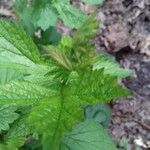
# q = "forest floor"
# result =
<box><xmin>0</xmin><ymin>0</ymin><xmax>150</xmax><ymax>150</ymax></box>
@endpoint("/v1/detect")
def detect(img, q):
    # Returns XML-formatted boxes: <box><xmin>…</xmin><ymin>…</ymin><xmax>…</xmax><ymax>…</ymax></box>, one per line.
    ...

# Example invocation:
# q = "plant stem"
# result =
<box><xmin>49</xmin><ymin>82</ymin><xmax>66</xmax><ymax>150</ymax></box>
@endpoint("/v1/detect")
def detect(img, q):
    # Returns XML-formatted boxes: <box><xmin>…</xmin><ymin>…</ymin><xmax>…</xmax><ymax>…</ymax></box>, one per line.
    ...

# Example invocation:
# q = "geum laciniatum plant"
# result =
<box><xmin>0</xmin><ymin>15</ymin><xmax>131</xmax><ymax>150</ymax></box>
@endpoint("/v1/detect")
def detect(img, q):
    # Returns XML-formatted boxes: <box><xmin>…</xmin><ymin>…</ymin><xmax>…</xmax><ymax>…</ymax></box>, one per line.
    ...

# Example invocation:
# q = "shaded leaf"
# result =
<box><xmin>61</xmin><ymin>119</ymin><xmax>117</xmax><ymax>150</ymax></box>
<box><xmin>0</xmin><ymin>105</ymin><xmax>19</xmax><ymax>131</ymax></box>
<box><xmin>54</xmin><ymin>1</ymin><xmax>87</xmax><ymax>28</ymax></box>
<box><xmin>85</xmin><ymin>104</ymin><xmax>111</xmax><ymax>127</ymax></box>
<box><xmin>32</xmin><ymin>5</ymin><xmax>58</xmax><ymax>31</ymax></box>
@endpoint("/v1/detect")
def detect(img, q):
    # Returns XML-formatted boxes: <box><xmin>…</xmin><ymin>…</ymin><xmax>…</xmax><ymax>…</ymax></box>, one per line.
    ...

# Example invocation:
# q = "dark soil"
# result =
<box><xmin>96</xmin><ymin>0</ymin><xmax>150</xmax><ymax>149</ymax></box>
<box><xmin>0</xmin><ymin>0</ymin><xmax>150</xmax><ymax>149</ymax></box>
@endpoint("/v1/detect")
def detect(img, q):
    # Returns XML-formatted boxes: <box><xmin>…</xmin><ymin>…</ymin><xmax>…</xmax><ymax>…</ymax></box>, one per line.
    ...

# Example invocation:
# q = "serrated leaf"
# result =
<box><xmin>27</xmin><ymin>95</ymin><xmax>83</xmax><ymax>134</ymax></box>
<box><xmin>81</xmin><ymin>0</ymin><xmax>104</xmax><ymax>5</ymax></box>
<box><xmin>61</xmin><ymin>119</ymin><xmax>117</xmax><ymax>150</ymax></box>
<box><xmin>73</xmin><ymin>14</ymin><xmax>99</xmax><ymax>47</ymax></box>
<box><xmin>54</xmin><ymin>1</ymin><xmax>87</xmax><ymax>28</ymax></box>
<box><xmin>67</xmin><ymin>70</ymin><xmax>130</xmax><ymax>104</ymax></box>
<box><xmin>93</xmin><ymin>53</ymin><xmax>132</xmax><ymax>77</ymax></box>
<box><xmin>0</xmin><ymin>49</ymin><xmax>50</xmax><ymax>79</ymax></box>
<box><xmin>0</xmin><ymin>105</ymin><xmax>19</xmax><ymax>131</ymax></box>
<box><xmin>0</xmin><ymin>19</ymin><xmax>51</xmax><ymax>85</ymax></box>
<box><xmin>13</xmin><ymin>0</ymin><xmax>88</xmax><ymax>31</ymax></box>
<box><xmin>0</xmin><ymin>20</ymin><xmax>40</xmax><ymax>63</ymax></box>
<box><xmin>0</xmin><ymin>81</ymin><xmax>58</xmax><ymax>105</ymax></box>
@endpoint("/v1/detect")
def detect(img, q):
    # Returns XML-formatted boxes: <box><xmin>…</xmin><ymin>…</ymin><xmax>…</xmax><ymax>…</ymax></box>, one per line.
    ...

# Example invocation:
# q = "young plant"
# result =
<box><xmin>0</xmin><ymin>15</ymin><xmax>131</xmax><ymax>150</ymax></box>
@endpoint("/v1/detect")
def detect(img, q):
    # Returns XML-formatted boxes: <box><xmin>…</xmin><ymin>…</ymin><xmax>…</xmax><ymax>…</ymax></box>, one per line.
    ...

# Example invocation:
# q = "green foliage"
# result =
<box><xmin>0</xmin><ymin>118</ymin><xmax>31</xmax><ymax>150</ymax></box>
<box><xmin>85</xmin><ymin>104</ymin><xmax>112</xmax><ymax>127</ymax></box>
<box><xmin>61</xmin><ymin>119</ymin><xmax>117</xmax><ymax>150</ymax></box>
<box><xmin>0</xmin><ymin>105</ymin><xmax>19</xmax><ymax>132</ymax></box>
<box><xmin>0</xmin><ymin>15</ymin><xmax>131</xmax><ymax>150</ymax></box>
<box><xmin>38</xmin><ymin>26</ymin><xmax>61</xmax><ymax>45</ymax></box>
<box><xmin>0</xmin><ymin>19</ymin><xmax>41</xmax><ymax>62</ymax></box>
<box><xmin>13</xmin><ymin>0</ymin><xmax>104</xmax><ymax>45</ymax></box>
<box><xmin>13</xmin><ymin>0</ymin><xmax>87</xmax><ymax>31</ymax></box>
<box><xmin>118</xmin><ymin>137</ymin><xmax>142</xmax><ymax>150</ymax></box>
<box><xmin>93</xmin><ymin>53</ymin><xmax>133</xmax><ymax>77</ymax></box>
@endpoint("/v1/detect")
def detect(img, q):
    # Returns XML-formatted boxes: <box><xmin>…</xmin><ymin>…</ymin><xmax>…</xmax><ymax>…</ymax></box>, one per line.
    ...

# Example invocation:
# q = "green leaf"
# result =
<box><xmin>27</xmin><ymin>94</ymin><xmax>83</xmax><ymax>134</ymax></box>
<box><xmin>93</xmin><ymin>53</ymin><xmax>133</xmax><ymax>77</ymax></box>
<box><xmin>0</xmin><ymin>25</ymin><xmax>50</xmax><ymax>85</ymax></box>
<box><xmin>54</xmin><ymin>1</ymin><xmax>87</xmax><ymax>28</ymax></box>
<box><xmin>13</xmin><ymin>0</ymin><xmax>34</xmax><ymax>35</ymax></box>
<box><xmin>32</xmin><ymin>5</ymin><xmax>58</xmax><ymax>31</ymax></box>
<box><xmin>85</xmin><ymin>104</ymin><xmax>112</xmax><ymax>127</ymax></box>
<box><xmin>13</xmin><ymin>0</ymin><xmax>88</xmax><ymax>31</ymax></box>
<box><xmin>0</xmin><ymin>20</ymin><xmax>40</xmax><ymax>63</ymax></box>
<box><xmin>0</xmin><ymin>117</ymin><xmax>31</xmax><ymax>150</ymax></box>
<box><xmin>67</xmin><ymin>70</ymin><xmax>130</xmax><ymax>104</ymax></box>
<box><xmin>118</xmin><ymin>137</ymin><xmax>130</xmax><ymax>150</ymax></box>
<box><xmin>38</xmin><ymin>26</ymin><xmax>61</xmax><ymax>45</ymax></box>
<box><xmin>0</xmin><ymin>67</ymin><xmax>23</xmax><ymax>84</ymax></box>
<box><xmin>81</xmin><ymin>0</ymin><xmax>104</xmax><ymax>5</ymax></box>
<box><xmin>0</xmin><ymin>105</ymin><xmax>19</xmax><ymax>131</ymax></box>
<box><xmin>61</xmin><ymin>119</ymin><xmax>117</xmax><ymax>150</ymax></box>
<box><xmin>0</xmin><ymin>49</ymin><xmax>50</xmax><ymax>81</ymax></box>
<box><xmin>27</xmin><ymin>95</ymin><xmax>83</xmax><ymax>150</ymax></box>
<box><xmin>0</xmin><ymin>81</ymin><xmax>58</xmax><ymax>105</ymax></box>
<box><xmin>73</xmin><ymin>14</ymin><xmax>99</xmax><ymax>47</ymax></box>
<box><xmin>0</xmin><ymin>18</ymin><xmax>131</xmax><ymax>150</ymax></box>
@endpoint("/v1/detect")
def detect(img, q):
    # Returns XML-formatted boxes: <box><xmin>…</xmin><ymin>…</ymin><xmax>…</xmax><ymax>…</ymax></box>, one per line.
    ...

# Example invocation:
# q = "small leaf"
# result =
<box><xmin>61</xmin><ymin>119</ymin><xmax>117</xmax><ymax>150</ymax></box>
<box><xmin>0</xmin><ymin>117</ymin><xmax>31</xmax><ymax>150</ymax></box>
<box><xmin>39</xmin><ymin>26</ymin><xmax>61</xmax><ymax>45</ymax></box>
<box><xmin>85</xmin><ymin>104</ymin><xmax>112</xmax><ymax>127</ymax></box>
<box><xmin>73</xmin><ymin>14</ymin><xmax>99</xmax><ymax>48</ymax></box>
<box><xmin>0</xmin><ymin>105</ymin><xmax>19</xmax><ymax>131</ymax></box>
<box><xmin>93</xmin><ymin>53</ymin><xmax>133</xmax><ymax>77</ymax></box>
<box><xmin>54</xmin><ymin>1</ymin><xmax>87</xmax><ymax>28</ymax></box>
<box><xmin>32</xmin><ymin>5</ymin><xmax>58</xmax><ymax>31</ymax></box>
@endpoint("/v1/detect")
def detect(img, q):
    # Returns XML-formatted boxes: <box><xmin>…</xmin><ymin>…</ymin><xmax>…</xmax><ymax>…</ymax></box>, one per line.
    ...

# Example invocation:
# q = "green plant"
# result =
<box><xmin>0</xmin><ymin>14</ymin><xmax>131</xmax><ymax>150</ymax></box>
<box><xmin>118</xmin><ymin>137</ymin><xmax>142</xmax><ymax>150</ymax></box>
<box><xmin>13</xmin><ymin>0</ymin><xmax>104</xmax><ymax>45</ymax></box>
